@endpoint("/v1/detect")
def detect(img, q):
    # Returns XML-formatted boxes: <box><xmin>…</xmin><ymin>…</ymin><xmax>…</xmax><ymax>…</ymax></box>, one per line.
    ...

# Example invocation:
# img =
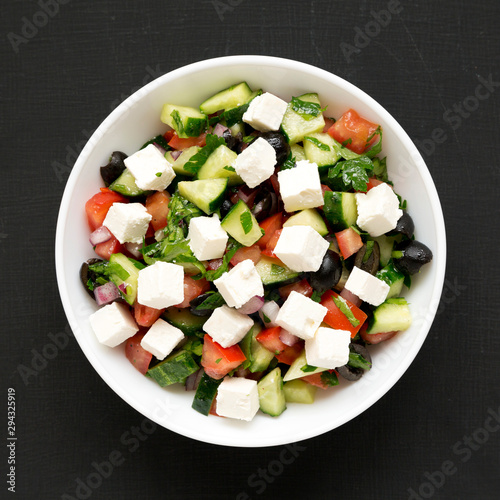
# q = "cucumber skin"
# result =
<box><xmin>163</xmin><ymin>308</ymin><xmax>207</xmax><ymax>335</ymax></box>
<box><xmin>254</xmin><ymin>256</ymin><xmax>299</xmax><ymax>287</ymax></box>
<box><xmin>192</xmin><ymin>372</ymin><xmax>223</xmax><ymax>416</ymax></box>
<box><xmin>322</xmin><ymin>191</ymin><xmax>357</xmax><ymax>230</ymax></box>
<box><xmin>240</xmin><ymin>325</ymin><xmax>274</xmax><ymax>373</ymax></box>
<box><xmin>220</xmin><ymin>199</ymin><xmax>263</xmax><ymax>247</ymax></box>
<box><xmin>366</xmin><ymin>298</ymin><xmax>412</xmax><ymax>334</ymax></box>
<box><xmin>199</xmin><ymin>82</ymin><xmax>253</xmax><ymax>114</ymax></box>
<box><xmin>147</xmin><ymin>350</ymin><xmax>199</xmax><ymax>387</ymax></box>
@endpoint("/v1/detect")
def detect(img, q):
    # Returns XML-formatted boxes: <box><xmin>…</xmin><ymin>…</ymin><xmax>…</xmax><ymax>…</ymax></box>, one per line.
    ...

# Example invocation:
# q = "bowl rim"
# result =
<box><xmin>55</xmin><ymin>55</ymin><xmax>446</xmax><ymax>447</ymax></box>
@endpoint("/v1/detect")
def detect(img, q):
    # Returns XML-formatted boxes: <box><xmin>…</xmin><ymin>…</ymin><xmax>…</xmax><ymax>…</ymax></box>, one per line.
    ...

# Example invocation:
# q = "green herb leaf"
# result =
<box><xmin>320</xmin><ymin>371</ymin><xmax>339</xmax><ymax>386</ymax></box>
<box><xmin>215</xmin><ymin>358</ymin><xmax>222</xmax><ymax>364</ymax></box>
<box><xmin>262</xmin><ymin>313</ymin><xmax>271</xmax><ymax>323</ymax></box>
<box><xmin>155</xmin><ymin>172</ymin><xmax>162</xmax><ymax>177</ymax></box>
<box><xmin>170</xmin><ymin>110</ymin><xmax>184</xmax><ymax>136</ymax></box>
<box><xmin>328</xmin><ymin>155</ymin><xmax>374</xmax><ymax>192</ymax></box>
<box><xmin>183</xmin><ymin>134</ymin><xmax>226</xmax><ymax>175</ymax></box>
<box><xmin>304</xmin><ymin>136</ymin><xmax>330</xmax><ymax>151</ymax></box>
<box><xmin>194</xmin><ymin>291</ymin><xmax>225</xmax><ymax>312</ymax></box>
<box><xmin>311</xmin><ymin>290</ymin><xmax>323</xmax><ymax>302</ymax></box>
<box><xmin>362</xmin><ymin>240</ymin><xmax>374</xmax><ymax>263</ymax></box>
<box><xmin>240</xmin><ymin>211</ymin><xmax>253</xmax><ymax>234</ymax></box>
<box><xmin>372</xmin><ymin>156</ymin><xmax>388</xmax><ymax>183</ymax></box>
<box><xmin>364</xmin><ymin>126</ymin><xmax>382</xmax><ymax>158</ymax></box>
<box><xmin>300</xmin><ymin>364</ymin><xmax>318</xmax><ymax>373</ymax></box>
<box><xmin>332</xmin><ymin>295</ymin><xmax>360</xmax><ymax>327</ymax></box>
<box><xmin>140</xmin><ymin>134</ymin><xmax>171</xmax><ymax>151</ymax></box>
<box><xmin>281</xmin><ymin>155</ymin><xmax>296</xmax><ymax>170</ymax></box>
<box><xmin>348</xmin><ymin>352</ymin><xmax>372</xmax><ymax>371</ymax></box>
<box><xmin>183</xmin><ymin>338</ymin><xmax>203</xmax><ymax>357</ymax></box>
<box><xmin>223</xmin><ymin>165</ymin><xmax>236</xmax><ymax>172</ymax></box>
<box><xmin>204</xmin><ymin>238</ymin><xmax>242</xmax><ymax>281</ymax></box>
<box><xmin>291</xmin><ymin>97</ymin><xmax>326</xmax><ymax>121</ymax></box>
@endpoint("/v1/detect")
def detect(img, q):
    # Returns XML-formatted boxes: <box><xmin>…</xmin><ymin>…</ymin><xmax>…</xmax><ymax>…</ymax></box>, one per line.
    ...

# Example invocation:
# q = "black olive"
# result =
<box><xmin>393</xmin><ymin>239</ymin><xmax>433</xmax><ymax>275</ymax></box>
<box><xmin>354</xmin><ymin>241</ymin><xmax>380</xmax><ymax>275</ymax></box>
<box><xmin>254</xmin><ymin>131</ymin><xmax>290</xmax><ymax>165</ymax></box>
<box><xmin>308</xmin><ymin>250</ymin><xmax>342</xmax><ymax>293</ymax></box>
<box><xmin>222</xmin><ymin>129</ymin><xmax>244</xmax><ymax>153</ymax></box>
<box><xmin>251</xmin><ymin>190</ymin><xmax>278</xmax><ymax>222</ymax></box>
<box><xmin>189</xmin><ymin>293</ymin><xmax>217</xmax><ymax>316</ymax></box>
<box><xmin>337</xmin><ymin>343</ymin><xmax>372</xmax><ymax>381</ymax></box>
<box><xmin>100</xmin><ymin>151</ymin><xmax>127</xmax><ymax>186</ymax></box>
<box><xmin>80</xmin><ymin>258</ymin><xmax>103</xmax><ymax>299</ymax></box>
<box><xmin>388</xmin><ymin>211</ymin><xmax>415</xmax><ymax>239</ymax></box>
<box><xmin>219</xmin><ymin>199</ymin><xmax>233</xmax><ymax>219</ymax></box>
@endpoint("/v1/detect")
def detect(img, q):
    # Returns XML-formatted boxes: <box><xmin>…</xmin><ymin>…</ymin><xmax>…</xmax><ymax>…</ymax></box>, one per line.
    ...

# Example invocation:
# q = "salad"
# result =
<box><xmin>81</xmin><ymin>82</ymin><xmax>433</xmax><ymax>422</ymax></box>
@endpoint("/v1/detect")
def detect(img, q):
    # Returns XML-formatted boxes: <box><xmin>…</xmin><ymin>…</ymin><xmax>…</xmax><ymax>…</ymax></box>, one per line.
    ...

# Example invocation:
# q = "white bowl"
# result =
<box><xmin>55</xmin><ymin>55</ymin><xmax>446</xmax><ymax>447</ymax></box>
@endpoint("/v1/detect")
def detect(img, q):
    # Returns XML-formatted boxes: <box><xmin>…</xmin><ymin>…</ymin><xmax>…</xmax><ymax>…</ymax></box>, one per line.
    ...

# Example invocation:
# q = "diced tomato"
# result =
<box><xmin>168</xmin><ymin>132</ymin><xmax>207</xmax><ymax>150</ymax></box>
<box><xmin>275</xmin><ymin>341</ymin><xmax>304</xmax><ymax>365</ymax></box>
<box><xmin>94</xmin><ymin>234</ymin><xmax>123</xmax><ymax>260</ymax></box>
<box><xmin>133</xmin><ymin>302</ymin><xmax>164</xmax><ymax>327</ymax></box>
<box><xmin>258</xmin><ymin>213</ymin><xmax>283</xmax><ymax>249</ymax></box>
<box><xmin>145</xmin><ymin>191</ymin><xmax>170</xmax><ymax>231</ymax></box>
<box><xmin>124</xmin><ymin>331</ymin><xmax>153</xmax><ymax>375</ymax></box>
<box><xmin>319</xmin><ymin>184</ymin><xmax>333</xmax><ymax>210</ymax></box>
<box><xmin>209</xmin><ymin>398</ymin><xmax>220</xmax><ymax>416</ymax></box>
<box><xmin>256</xmin><ymin>326</ymin><xmax>287</xmax><ymax>355</ymax></box>
<box><xmin>230</xmin><ymin>244</ymin><xmax>262</xmax><ymax>266</ymax></box>
<box><xmin>302</xmin><ymin>372</ymin><xmax>328</xmax><ymax>389</ymax></box>
<box><xmin>278</xmin><ymin>278</ymin><xmax>313</xmax><ymax>300</ymax></box>
<box><xmin>320</xmin><ymin>290</ymin><xmax>367</xmax><ymax>338</ymax></box>
<box><xmin>322</xmin><ymin>117</ymin><xmax>336</xmax><ymax>133</ymax></box>
<box><xmin>260</xmin><ymin>228</ymin><xmax>282</xmax><ymax>258</ymax></box>
<box><xmin>174</xmin><ymin>276</ymin><xmax>210</xmax><ymax>308</ymax></box>
<box><xmin>85</xmin><ymin>187</ymin><xmax>128</xmax><ymax>231</ymax></box>
<box><xmin>335</xmin><ymin>227</ymin><xmax>363</xmax><ymax>259</ymax></box>
<box><xmin>327</xmin><ymin>109</ymin><xmax>380</xmax><ymax>155</ymax></box>
<box><xmin>359</xmin><ymin>322</ymin><xmax>398</xmax><ymax>344</ymax></box>
<box><xmin>201</xmin><ymin>334</ymin><xmax>247</xmax><ymax>380</ymax></box>
<box><xmin>365</xmin><ymin>177</ymin><xmax>384</xmax><ymax>192</ymax></box>
<box><xmin>163</xmin><ymin>129</ymin><xmax>175</xmax><ymax>143</ymax></box>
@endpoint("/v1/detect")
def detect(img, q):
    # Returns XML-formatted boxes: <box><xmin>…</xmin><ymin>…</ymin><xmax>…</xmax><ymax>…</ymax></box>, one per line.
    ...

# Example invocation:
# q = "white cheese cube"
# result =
<box><xmin>344</xmin><ymin>266</ymin><xmax>390</xmax><ymax>306</ymax></box>
<box><xmin>277</xmin><ymin>160</ymin><xmax>324</xmax><ymax>212</ymax></box>
<box><xmin>305</xmin><ymin>327</ymin><xmax>351</xmax><ymax>369</ymax></box>
<box><xmin>202</xmin><ymin>305</ymin><xmax>254</xmax><ymax>348</ymax></box>
<box><xmin>187</xmin><ymin>214</ymin><xmax>228</xmax><ymax>261</ymax></box>
<box><xmin>137</xmin><ymin>261</ymin><xmax>184</xmax><ymax>309</ymax></box>
<box><xmin>273</xmin><ymin>225</ymin><xmax>329</xmax><ymax>272</ymax></box>
<box><xmin>103</xmin><ymin>202</ymin><xmax>152</xmax><ymax>244</ymax></box>
<box><xmin>233</xmin><ymin>137</ymin><xmax>276</xmax><ymax>188</ymax></box>
<box><xmin>216</xmin><ymin>376</ymin><xmax>260</xmax><ymax>421</ymax></box>
<box><xmin>214</xmin><ymin>259</ymin><xmax>264</xmax><ymax>309</ymax></box>
<box><xmin>124</xmin><ymin>144</ymin><xmax>175</xmax><ymax>191</ymax></box>
<box><xmin>89</xmin><ymin>302</ymin><xmax>138</xmax><ymax>347</ymax></box>
<box><xmin>355</xmin><ymin>183</ymin><xmax>403</xmax><ymax>237</ymax></box>
<box><xmin>242</xmin><ymin>92</ymin><xmax>288</xmax><ymax>132</ymax></box>
<box><xmin>140</xmin><ymin>318</ymin><xmax>184</xmax><ymax>360</ymax></box>
<box><xmin>275</xmin><ymin>291</ymin><xmax>327</xmax><ymax>340</ymax></box>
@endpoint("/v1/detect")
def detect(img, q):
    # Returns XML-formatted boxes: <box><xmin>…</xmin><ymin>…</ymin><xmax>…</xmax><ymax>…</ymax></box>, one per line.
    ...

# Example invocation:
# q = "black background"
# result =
<box><xmin>2</xmin><ymin>1</ymin><xmax>499</xmax><ymax>499</ymax></box>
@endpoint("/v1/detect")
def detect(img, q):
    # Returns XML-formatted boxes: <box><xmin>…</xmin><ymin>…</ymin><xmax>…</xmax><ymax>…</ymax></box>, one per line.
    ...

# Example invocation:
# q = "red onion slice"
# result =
<box><xmin>125</xmin><ymin>242</ymin><xmax>143</xmax><ymax>259</ymax></box>
<box><xmin>340</xmin><ymin>287</ymin><xmax>362</xmax><ymax>307</ymax></box>
<box><xmin>279</xmin><ymin>329</ymin><xmax>299</xmax><ymax>346</ymax></box>
<box><xmin>258</xmin><ymin>300</ymin><xmax>280</xmax><ymax>327</ymax></box>
<box><xmin>213</xmin><ymin>122</ymin><xmax>229</xmax><ymax>137</ymax></box>
<box><xmin>94</xmin><ymin>282</ymin><xmax>120</xmax><ymax>306</ymax></box>
<box><xmin>185</xmin><ymin>368</ymin><xmax>204</xmax><ymax>391</ymax></box>
<box><xmin>238</xmin><ymin>296</ymin><xmax>264</xmax><ymax>315</ymax></box>
<box><xmin>170</xmin><ymin>149</ymin><xmax>182</xmax><ymax>160</ymax></box>
<box><xmin>153</xmin><ymin>142</ymin><xmax>167</xmax><ymax>155</ymax></box>
<box><xmin>89</xmin><ymin>226</ymin><xmax>111</xmax><ymax>246</ymax></box>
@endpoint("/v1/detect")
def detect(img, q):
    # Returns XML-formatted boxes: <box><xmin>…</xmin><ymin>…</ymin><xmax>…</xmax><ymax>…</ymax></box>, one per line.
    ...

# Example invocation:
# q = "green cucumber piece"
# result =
<box><xmin>323</xmin><ymin>191</ymin><xmax>357</xmax><ymax>230</ymax></box>
<box><xmin>220</xmin><ymin>199</ymin><xmax>262</xmax><ymax>246</ymax></box>
<box><xmin>196</xmin><ymin>144</ymin><xmax>242</xmax><ymax>186</ymax></box>
<box><xmin>283</xmin><ymin>379</ymin><xmax>317</xmax><ymax>404</ymax></box>
<box><xmin>166</xmin><ymin>146</ymin><xmax>200</xmax><ymax>176</ymax></box>
<box><xmin>376</xmin><ymin>262</ymin><xmax>405</xmax><ymax>298</ymax></box>
<box><xmin>108</xmin><ymin>253</ymin><xmax>143</xmax><ymax>305</ymax></box>
<box><xmin>177</xmin><ymin>178</ymin><xmax>228</xmax><ymax>215</ymax></box>
<box><xmin>109</xmin><ymin>168</ymin><xmax>147</xmax><ymax>197</ymax></box>
<box><xmin>290</xmin><ymin>143</ymin><xmax>307</xmax><ymax>162</ymax></box>
<box><xmin>200</xmin><ymin>82</ymin><xmax>254</xmax><ymax>114</ymax></box>
<box><xmin>192</xmin><ymin>372</ymin><xmax>223</xmax><ymax>416</ymax></box>
<box><xmin>147</xmin><ymin>350</ymin><xmax>199</xmax><ymax>387</ymax></box>
<box><xmin>163</xmin><ymin>307</ymin><xmax>207</xmax><ymax>335</ymax></box>
<box><xmin>240</xmin><ymin>325</ymin><xmax>274</xmax><ymax>373</ymax></box>
<box><xmin>223</xmin><ymin>89</ymin><xmax>262</xmax><ymax>126</ymax></box>
<box><xmin>303</xmin><ymin>132</ymin><xmax>340</xmax><ymax>174</ymax></box>
<box><xmin>283</xmin><ymin>208</ymin><xmax>328</xmax><ymax>236</ymax></box>
<box><xmin>161</xmin><ymin>103</ymin><xmax>207</xmax><ymax>138</ymax></box>
<box><xmin>283</xmin><ymin>350</ymin><xmax>325</xmax><ymax>382</ymax></box>
<box><xmin>255</xmin><ymin>256</ymin><xmax>299</xmax><ymax>287</ymax></box>
<box><xmin>366</xmin><ymin>297</ymin><xmax>412</xmax><ymax>334</ymax></box>
<box><xmin>257</xmin><ymin>367</ymin><xmax>286</xmax><ymax>417</ymax></box>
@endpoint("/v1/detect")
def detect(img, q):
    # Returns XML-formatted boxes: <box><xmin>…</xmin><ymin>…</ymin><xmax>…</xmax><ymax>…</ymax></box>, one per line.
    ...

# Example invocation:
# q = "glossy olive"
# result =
<box><xmin>252</xmin><ymin>189</ymin><xmax>278</xmax><ymax>222</ymax></box>
<box><xmin>256</xmin><ymin>131</ymin><xmax>290</xmax><ymax>165</ymax></box>
<box><xmin>100</xmin><ymin>151</ymin><xmax>127</xmax><ymax>186</ymax></box>
<box><xmin>393</xmin><ymin>239</ymin><xmax>433</xmax><ymax>275</ymax></box>
<box><xmin>389</xmin><ymin>211</ymin><xmax>415</xmax><ymax>239</ymax></box>
<box><xmin>308</xmin><ymin>250</ymin><xmax>342</xmax><ymax>293</ymax></box>
<box><xmin>219</xmin><ymin>199</ymin><xmax>233</xmax><ymax>219</ymax></box>
<box><xmin>80</xmin><ymin>258</ymin><xmax>103</xmax><ymax>299</ymax></box>
<box><xmin>337</xmin><ymin>343</ymin><xmax>372</xmax><ymax>381</ymax></box>
<box><xmin>223</xmin><ymin>129</ymin><xmax>244</xmax><ymax>154</ymax></box>
<box><xmin>354</xmin><ymin>241</ymin><xmax>380</xmax><ymax>275</ymax></box>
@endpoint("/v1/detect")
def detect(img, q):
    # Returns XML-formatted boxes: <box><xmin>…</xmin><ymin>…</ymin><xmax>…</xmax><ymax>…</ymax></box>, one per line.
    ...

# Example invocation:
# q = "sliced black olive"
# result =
<box><xmin>80</xmin><ymin>258</ymin><xmax>103</xmax><ymax>299</ymax></box>
<box><xmin>222</xmin><ymin>130</ymin><xmax>244</xmax><ymax>154</ymax></box>
<box><xmin>251</xmin><ymin>189</ymin><xmax>278</xmax><ymax>222</ymax></box>
<box><xmin>388</xmin><ymin>211</ymin><xmax>415</xmax><ymax>239</ymax></box>
<box><xmin>189</xmin><ymin>293</ymin><xmax>217</xmax><ymax>316</ymax></box>
<box><xmin>354</xmin><ymin>241</ymin><xmax>380</xmax><ymax>275</ymax></box>
<box><xmin>254</xmin><ymin>131</ymin><xmax>290</xmax><ymax>165</ymax></box>
<box><xmin>393</xmin><ymin>239</ymin><xmax>433</xmax><ymax>275</ymax></box>
<box><xmin>308</xmin><ymin>250</ymin><xmax>342</xmax><ymax>293</ymax></box>
<box><xmin>337</xmin><ymin>343</ymin><xmax>372</xmax><ymax>381</ymax></box>
<box><xmin>219</xmin><ymin>199</ymin><xmax>233</xmax><ymax>219</ymax></box>
<box><xmin>100</xmin><ymin>151</ymin><xmax>127</xmax><ymax>186</ymax></box>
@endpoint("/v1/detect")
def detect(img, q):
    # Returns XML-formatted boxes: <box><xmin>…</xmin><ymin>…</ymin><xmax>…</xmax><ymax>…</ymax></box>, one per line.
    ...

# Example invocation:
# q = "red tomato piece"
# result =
<box><xmin>301</xmin><ymin>371</ymin><xmax>332</xmax><ymax>390</ymax></box>
<box><xmin>327</xmin><ymin>109</ymin><xmax>380</xmax><ymax>155</ymax></box>
<box><xmin>168</xmin><ymin>132</ymin><xmax>207</xmax><ymax>150</ymax></box>
<box><xmin>320</xmin><ymin>290</ymin><xmax>367</xmax><ymax>338</ymax></box>
<box><xmin>278</xmin><ymin>278</ymin><xmax>313</xmax><ymax>300</ymax></box>
<box><xmin>359</xmin><ymin>323</ymin><xmax>398</xmax><ymax>344</ymax></box>
<box><xmin>256</xmin><ymin>327</ymin><xmax>287</xmax><ymax>355</ymax></box>
<box><xmin>85</xmin><ymin>188</ymin><xmax>128</xmax><ymax>231</ymax></box>
<box><xmin>335</xmin><ymin>227</ymin><xmax>363</xmax><ymax>259</ymax></box>
<box><xmin>145</xmin><ymin>191</ymin><xmax>170</xmax><ymax>231</ymax></box>
<box><xmin>230</xmin><ymin>244</ymin><xmax>262</xmax><ymax>266</ymax></box>
<box><xmin>365</xmin><ymin>177</ymin><xmax>384</xmax><ymax>192</ymax></box>
<box><xmin>133</xmin><ymin>302</ymin><xmax>164</xmax><ymax>327</ymax></box>
<box><xmin>258</xmin><ymin>213</ymin><xmax>283</xmax><ymax>248</ymax></box>
<box><xmin>260</xmin><ymin>228</ymin><xmax>282</xmax><ymax>258</ymax></box>
<box><xmin>94</xmin><ymin>234</ymin><xmax>123</xmax><ymax>260</ymax></box>
<box><xmin>163</xmin><ymin>130</ymin><xmax>175</xmax><ymax>143</ymax></box>
<box><xmin>201</xmin><ymin>334</ymin><xmax>247</xmax><ymax>380</ymax></box>
<box><xmin>275</xmin><ymin>342</ymin><xmax>304</xmax><ymax>365</ymax></box>
<box><xmin>174</xmin><ymin>276</ymin><xmax>210</xmax><ymax>308</ymax></box>
<box><xmin>124</xmin><ymin>331</ymin><xmax>153</xmax><ymax>375</ymax></box>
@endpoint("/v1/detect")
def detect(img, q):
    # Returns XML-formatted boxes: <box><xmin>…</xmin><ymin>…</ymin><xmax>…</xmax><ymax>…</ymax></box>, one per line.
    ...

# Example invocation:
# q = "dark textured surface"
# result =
<box><xmin>2</xmin><ymin>1</ymin><xmax>499</xmax><ymax>499</ymax></box>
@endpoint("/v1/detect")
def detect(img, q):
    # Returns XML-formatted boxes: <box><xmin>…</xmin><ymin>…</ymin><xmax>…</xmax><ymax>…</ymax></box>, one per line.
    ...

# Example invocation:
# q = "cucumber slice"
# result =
<box><xmin>283</xmin><ymin>208</ymin><xmax>328</xmax><ymax>236</ymax></box>
<box><xmin>192</xmin><ymin>371</ymin><xmax>222</xmax><ymax>416</ymax></box>
<box><xmin>323</xmin><ymin>191</ymin><xmax>357</xmax><ymax>230</ymax></box>
<box><xmin>166</xmin><ymin>146</ymin><xmax>200</xmax><ymax>176</ymax></box>
<box><xmin>280</xmin><ymin>93</ymin><xmax>325</xmax><ymax>145</ymax></box>
<box><xmin>283</xmin><ymin>379</ymin><xmax>317</xmax><ymax>404</ymax></box>
<box><xmin>200</xmin><ymin>82</ymin><xmax>254</xmax><ymax>114</ymax></box>
<box><xmin>376</xmin><ymin>262</ymin><xmax>405</xmax><ymax>298</ymax></box>
<box><xmin>303</xmin><ymin>132</ymin><xmax>340</xmax><ymax>174</ymax></box>
<box><xmin>108</xmin><ymin>253</ymin><xmax>143</xmax><ymax>305</ymax></box>
<box><xmin>177</xmin><ymin>178</ymin><xmax>228</xmax><ymax>215</ymax></box>
<box><xmin>257</xmin><ymin>367</ymin><xmax>286</xmax><ymax>417</ymax></box>
<box><xmin>283</xmin><ymin>350</ymin><xmax>325</xmax><ymax>382</ymax></box>
<box><xmin>370</xmin><ymin>235</ymin><xmax>399</xmax><ymax>267</ymax></box>
<box><xmin>163</xmin><ymin>307</ymin><xmax>207</xmax><ymax>335</ymax></box>
<box><xmin>109</xmin><ymin>168</ymin><xmax>147</xmax><ymax>197</ymax></box>
<box><xmin>330</xmin><ymin>137</ymin><xmax>362</xmax><ymax>160</ymax></box>
<box><xmin>146</xmin><ymin>350</ymin><xmax>199</xmax><ymax>387</ymax></box>
<box><xmin>196</xmin><ymin>144</ymin><xmax>242</xmax><ymax>186</ymax></box>
<box><xmin>240</xmin><ymin>325</ymin><xmax>274</xmax><ymax>373</ymax></box>
<box><xmin>366</xmin><ymin>298</ymin><xmax>412</xmax><ymax>334</ymax></box>
<box><xmin>220</xmin><ymin>199</ymin><xmax>263</xmax><ymax>246</ymax></box>
<box><xmin>255</xmin><ymin>256</ymin><xmax>299</xmax><ymax>287</ymax></box>
<box><xmin>290</xmin><ymin>143</ymin><xmax>307</xmax><ymax>162</ymax></box>
<box><xmin>161</xmin><ymin>103</ymin><xmax>207</xmax><ymax>138</ymax></box>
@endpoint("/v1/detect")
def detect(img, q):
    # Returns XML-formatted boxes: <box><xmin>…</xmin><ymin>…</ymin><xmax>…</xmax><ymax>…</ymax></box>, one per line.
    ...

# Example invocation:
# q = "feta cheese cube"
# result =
<box><xmin>242</xmin><ymin>92</ymin><xmax>288</xmax><ymax>132</ymax></box>
<box><xmin>344</xmin><ymin>266</ymin><xmax>390</xmax><ymax>306</ymax></box>
<box><xmin>355</xmin><ymin>183</ymin><xmax>403</xmax><ymax>237</ymax></box>
<box><xmin>277</xmin><ymin>160</ymin><xmax>324</xmax><ymax>212</ymax></box>
<box><xmin>202</xmin><ymin>305</ymin><xmax>254</xmax><ymax>348</ymax></box>
<box><xmin>137</xmin><ymin>261</ymin><xmax>184</xmax><ymax>309</ymax></box>
<box><xmin>305</xmin><ymin>327</ymin><xmax>351</xmax><ymax>369</ymax></box>
<box><xmin>273</xmin><ymin>225</ymin><xmax>329</xmax><ymax>272</ymax></box>
<box><xmin>140</xmin><ymin>318</ymin><xmax>184</xmax><ymax>360</ymax></box>
<box><xmin>89</xmin><ymin>302</ymin><xmax>138</xmax><ymax>347</ymax></box>
<box><xmin>233</xmin><ymin>137</ymin><xmax>276</xmax><ymax>188</ymax></box>
<box><xmin>187</xmin><ymin>214</ymin><xmax>228</xmax><ymax>261</ymax></box>
<box><xmin>214</xmin><ymin>259</ymin><xmax>264</xmax><ymax>309</ymax></box>
<box><xmin>216</xmin><ymin>376</ymin><xmax>259</xmax><ymax>421</ymax></box>
<box><xmin>275</xmin><ymin>291</ymin><xmax>327</xmax><ymax>340</ymax></box>
<box><xmin>103</xmin><ymin>202</ymin><xmax>152</xmax><ymax>244</ymax></box>
<box><xmin>124</xmin><ymin>144</ymin><xmax>175</xmax><ymax>191</ymax></box>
